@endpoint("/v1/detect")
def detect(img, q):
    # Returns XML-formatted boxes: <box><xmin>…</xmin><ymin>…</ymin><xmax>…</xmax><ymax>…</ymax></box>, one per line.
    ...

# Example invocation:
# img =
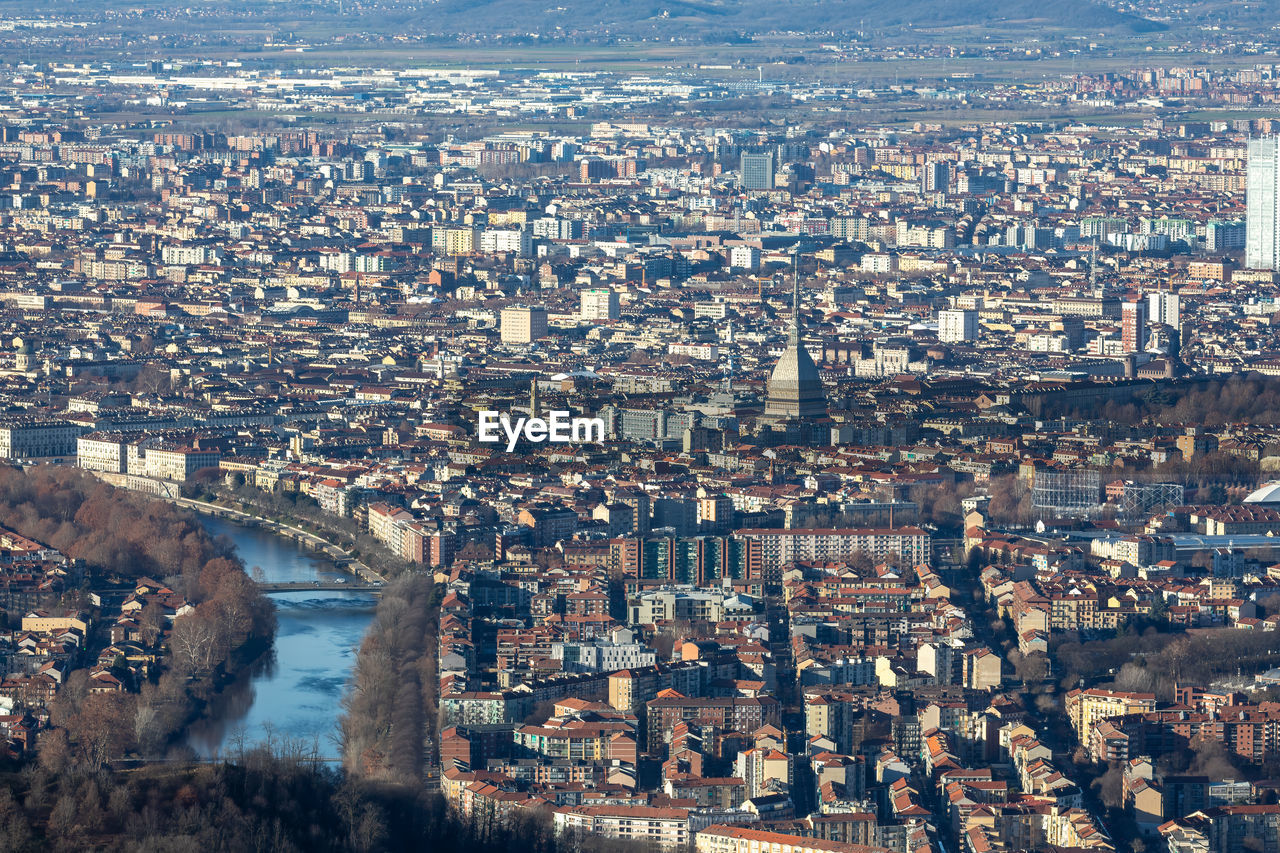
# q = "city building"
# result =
<box><xmin>501</xmin><ymin>305</ymin><xmax>549</xmax><ymax>344</ymax></box>
<box><xmin>1148</xmin><ymin>291</ymin><xmax>1181</xmax><ymax>328</ymax></box>
<box><xmin>0</xmin><ymin>420</ymin><xmax>84</xmax><ymax>460</ymax></box>
<box><xmin>740</xmin><ymin>153</ymin><xmax>775</xmax><ymax>191</ymax></box>
<box><xmin>580</xmin><ymin>288</ymin><xmax>620</xmax><ymax>322</ymax></box>
<box><xmin>938</xmin><ymin>309</ymin><xmax>979</xmax><ymax>343</ymax></box>
<box><xmin>1122</xmin><ymin>300</ymin><xmax>1147</xmax><ymax>353</ymax></box>
<box><xmin>1247</xmin><ymin>136</ymin><xmax>1280</xmax><ymax>270</ymax></box>
<box><xmin>761</xmin><ymin>264</ymin><xmax>826</xmax><ymax>423</ymax></box>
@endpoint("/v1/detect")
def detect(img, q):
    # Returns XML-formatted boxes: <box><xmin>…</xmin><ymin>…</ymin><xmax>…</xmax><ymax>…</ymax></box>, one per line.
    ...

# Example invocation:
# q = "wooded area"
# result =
<box><xmin>339</xmin><ymin>574</ymin><xmax>440</xmax><ymax>783</ymax></box>
<box><xmin>0</xmin><ymin>752</ymin><xmax>648</xmax><ymax>853</ymax></box>
<box><xmin>0</xmin><ymin>466</ymin><xmax>231</xmax><ymax>590</ymax></box>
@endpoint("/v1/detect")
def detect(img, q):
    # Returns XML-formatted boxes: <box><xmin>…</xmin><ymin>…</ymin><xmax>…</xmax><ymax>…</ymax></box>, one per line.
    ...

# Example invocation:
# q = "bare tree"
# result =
<box><xmin>170</xmin><ymin>612</ymin><xmax>221</xmax><ymax>676</ymax></box>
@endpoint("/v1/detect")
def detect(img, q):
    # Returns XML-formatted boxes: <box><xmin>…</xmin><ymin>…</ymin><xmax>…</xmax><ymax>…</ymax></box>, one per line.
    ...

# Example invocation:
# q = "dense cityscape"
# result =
<box><xmin>9</xmin><ymin>2</ymin><xmax>1280</xmax><ymax>852</ymax></box>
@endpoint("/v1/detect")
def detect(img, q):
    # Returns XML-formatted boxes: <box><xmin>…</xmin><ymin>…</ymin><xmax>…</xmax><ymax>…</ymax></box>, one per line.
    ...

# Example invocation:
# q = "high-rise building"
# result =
<box><xmin>938</xmin><ymin>309</ymin><xmax>978</xmax><ymax>343</ymax></box>
<box><xmin>922</xmin><ymin>161</ymin><xmax>950</xmax><ymax>193</ymax></box>
<box><xmin>1247</xmin><ymin>137</ymin><xmax>1280</xmax><ymax>270</ymax></box>
<box><xmin>761</xmin><ymin>259</ymin><xmax>826</xmax><ymax>423</ymax></box>
<box><xmin>1148</xmin><ymin>291</ymin><xmax>1180</xmax><ymax>328</ymax></box>
<box><xmin>1206</xmin><ymin>219</ymin><xmax>1246</xmax><ymax>253</ymax></box>
<box><xmin>1122</xmin><ymin>300</ymin><xmax>1147</xmax><ymax>353</ymax></box>
<box><xmin>740</xmin><ymin>152</ymin><xmax>775</xmax><ymax>191</ymax></box>
<box><xmin>580</xmin><ymin>288</ymin><xmax>619</xmax><ymax>322</ymax></box>
<box><xmin>500</xmin><ymin>305</ymin><xmax>548</xmax><ymax>344</ymax></box>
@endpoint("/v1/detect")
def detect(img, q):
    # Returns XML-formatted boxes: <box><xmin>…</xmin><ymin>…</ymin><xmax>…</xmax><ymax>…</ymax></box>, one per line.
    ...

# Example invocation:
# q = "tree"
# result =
<box><xmin>340</xmin><ymin>574</ymin><xmax>440</xmax><ymax>784</ymax></box>
<box><xmin>0</xmin><ymin>466</ymin><xmax>235</xmax><ymax>583</ymax></box>
<box><xmin>64</xmin><ymin>693</ymin><xmax>135</xmax><ymax>771</ymax></box>
<box><xmin>1092</xmin><ymin>762</ymin><xmax>1124</xmax><ymax>808</ymax></box>
<box><xmin>1165</xmin><ymin>636</ymin><xmax>1192</xmax><ymax>686</ymax></box>
<box><xmin>170</xmin><ymin>611</ymin><xmax>222</xmax><ymax>676</ymax></box>
<box><xmin>37</xmin><ymin>728</ymin><xmax>71</xmax><ymax>775</ymax></box>
<box><xmin>46</xmin><ymin>794</ymin><xmax>80</xmax><ymax>841</ymax></box>
<box><xmin>988</xmin><ymin>474</ymin><xmax>1033</xmax><ymax>526</ymax></box>
<box><xmin>139</xmin><ymin>600</ymin><xmax>167</xmax><ymax>647</ymax></box>
<box><xmin>1151</xmin><ymin>595</ymin><xmax>1170</xmax><ymax>622</ymax></box>
<box><xmin>210</xmin><ymin>569</ymin><xmax>263</xmax><ymax>645</ymax></box>
<box><xmin>651</xmin><ymin>630</ymin><xmax>677</xmax><ymax>661</ymax></box>
<box><xmin>534</xmin><ymin>548</ymin><xmax>564</xmax><ymax>570</ymax></box>
<box><xmin>1015</xmin><ymin>651</ymin><xmax>1049</xmax><ymax>687</ymax></box>
<box><xmin>1190</xmin><ymin>733</ymin><xmax>1240</xmax><ymax>780</ymax></box>
<box><xmin>134</xmin><ymin>703</ymin><xmax>161</xmax><ymax>756</ymax></box>
<box><xmin>918</xmin><ymin>482</ymin><xmax>971</xmax><ymax>531</ymax></box>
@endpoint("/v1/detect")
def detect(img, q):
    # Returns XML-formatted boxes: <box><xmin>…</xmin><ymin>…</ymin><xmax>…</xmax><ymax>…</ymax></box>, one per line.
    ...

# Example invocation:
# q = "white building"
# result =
<box><xmin>317</xmin><ymin>250</ymin><xmax>354</xmax><ymax>273</ymax></box>
<box><xmin>144</xmin><ymin>446</ymin><xmax>221</xmax><ymax>481</ymax></box>
<box><xmin>860</xmin><ymin>253</ymin><xmax>895</xmax><ymax>274</ymax></box>
<box><xmin>552</xmin><ymin>639</ymin><xmax>656</xmax><ymax>672</ymax></box>
<box><xmin>938</xmin><ymin>309</ymin><xmax>978</xmax><ymax>343</ymax></box>
<box><xmin>0</xmin><ymin>420</ymin><xmax>83</xmax><ymax>460</ymax></box>
<box><xmin>729</xmin><ymin>245</ymin><xmax>761</xmax><ymax>270</ymax></box>
<box><xmin>580</xmin><ymin>288</ymin><xmax>620</xmax><ymax>321</ymax></box>
<box><xmin>555</xmin><ymin>805</ymin><xmax>690</xmax><ymax>850</ymax></box>
<box><xmin>160</xmin><ymin>245</ymin><xmax>222</xmax><ymax>266</ymax></box>
<box><xmin>1148</xmin><ymin>291</ymin><xmax>1180</xmax><ymax>327</ymax></box>
<box><xmin>77</xmin><ymin>433</ymin><xmax>127</xmax><ymax>473</ymax></box>
<box><xmin>667</xmin><ymin>343</ymin><xmax>719</xmax><ymax>360</ymax></box>
<box><xmin>479</xmin><ymin>228</ymin><xmax>532</xmax><ymax>257</ymax></box>
<box><xmin>696</xmin><ymin>826</ymin><xmax>874</xmax><ymax>853</ymax></box>
<box><xmin>1247</xmin><ymin>136</ymin><xmax>1280</xmax><ymax>270</ymax></box>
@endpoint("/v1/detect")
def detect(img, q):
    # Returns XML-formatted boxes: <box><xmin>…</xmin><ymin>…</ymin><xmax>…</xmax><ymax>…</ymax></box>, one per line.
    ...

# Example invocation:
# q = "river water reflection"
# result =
<box><xmin>185</xmin><ymin>515</ymin><xmax>375</xmax><ymax>760</ymax></box>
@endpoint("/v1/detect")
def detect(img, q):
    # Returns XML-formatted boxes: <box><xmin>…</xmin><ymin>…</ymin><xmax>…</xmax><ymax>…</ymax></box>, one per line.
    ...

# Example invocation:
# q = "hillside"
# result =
<box><xmin>0</xmin><ymin>0</ymin><xmax>1164</xmax><ymax>41</ymax></box>
<box><xmin>410</xmin><ymin>0</ymin><xmax>1164</xmax><ymax>37</ymax></box>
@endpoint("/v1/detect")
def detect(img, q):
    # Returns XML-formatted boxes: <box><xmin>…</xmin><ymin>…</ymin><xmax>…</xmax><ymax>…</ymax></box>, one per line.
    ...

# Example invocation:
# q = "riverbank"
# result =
<box><xmin>202</xmin><ymin>481</ymin><xmax>420</xmax><ymax>580</ymax></box>
<box><xmin>173</xmin><ymin>496</ymin><xmax>387</xmax><ymax>585</ymax></box>
<box><xmin>185</xmin><ymin>514</ymin><xmax>377</xmax><ymax>761</ymax></box>
<box><xmin>90</xmin><ymin>471</ymin><xmax>387</xmax><ymax>585</ymax></box>
<box><xmin>86</xmin><ymin>470</ymin><xmax>419</xmax><ymax>764</ymax></box>
<box><xmin>339</xmin><ymin>572</ymin><xmax>440</xmax><ymax>781</ymax></box>
<box><xmin>184</xmin><ymin>490</ymin><xmax>441</xmax><ymax>774</ymax></box>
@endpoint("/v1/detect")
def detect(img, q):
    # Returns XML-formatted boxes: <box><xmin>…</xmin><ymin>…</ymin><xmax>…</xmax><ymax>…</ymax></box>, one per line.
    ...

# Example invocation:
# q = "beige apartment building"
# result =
<box><xmin>501</xmin><ymin>305</ymin><xmax>549</xmax><ymax>344</ymax></box>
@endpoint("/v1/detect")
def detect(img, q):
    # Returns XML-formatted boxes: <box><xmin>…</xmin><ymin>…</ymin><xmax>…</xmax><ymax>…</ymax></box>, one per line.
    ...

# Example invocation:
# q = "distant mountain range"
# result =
<box><xmin>414</xmin><ymin>0</ymin><xmax>1166</xmax><ymax>36</ymax></box>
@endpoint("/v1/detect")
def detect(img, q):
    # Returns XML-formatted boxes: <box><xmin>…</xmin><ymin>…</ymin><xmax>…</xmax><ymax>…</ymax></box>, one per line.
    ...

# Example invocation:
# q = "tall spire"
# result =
<box><xmin>790</xmin><ymin>251</ymin><xmax>801</xmax><ymax>346</ymax></box>
<box><xmin>762</xmin><ymin>248</ymin><xmax>826</xmax><ymax>424</ymax></box>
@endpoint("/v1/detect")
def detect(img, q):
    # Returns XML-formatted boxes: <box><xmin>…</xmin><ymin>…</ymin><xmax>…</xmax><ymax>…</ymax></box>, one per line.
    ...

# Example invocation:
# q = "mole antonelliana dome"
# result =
<box><xmin>761</xmin><ymin>266</ymin><xmax>827</xmax><ymax>423</ymax></box>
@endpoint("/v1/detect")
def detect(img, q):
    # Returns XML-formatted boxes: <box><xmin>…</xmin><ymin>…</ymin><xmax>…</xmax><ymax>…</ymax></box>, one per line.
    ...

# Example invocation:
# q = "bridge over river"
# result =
<box><xmin>256</xmin><ymin>580</ymin><xmax>383</xmax><ymax>593</ymax></box>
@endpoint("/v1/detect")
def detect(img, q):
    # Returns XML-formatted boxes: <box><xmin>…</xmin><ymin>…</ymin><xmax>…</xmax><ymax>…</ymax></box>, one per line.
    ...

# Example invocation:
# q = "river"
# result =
<box><xmin>185</xmin><ymin>515</ymin><xmax>376</xmax><ymax>761</ymax></box>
